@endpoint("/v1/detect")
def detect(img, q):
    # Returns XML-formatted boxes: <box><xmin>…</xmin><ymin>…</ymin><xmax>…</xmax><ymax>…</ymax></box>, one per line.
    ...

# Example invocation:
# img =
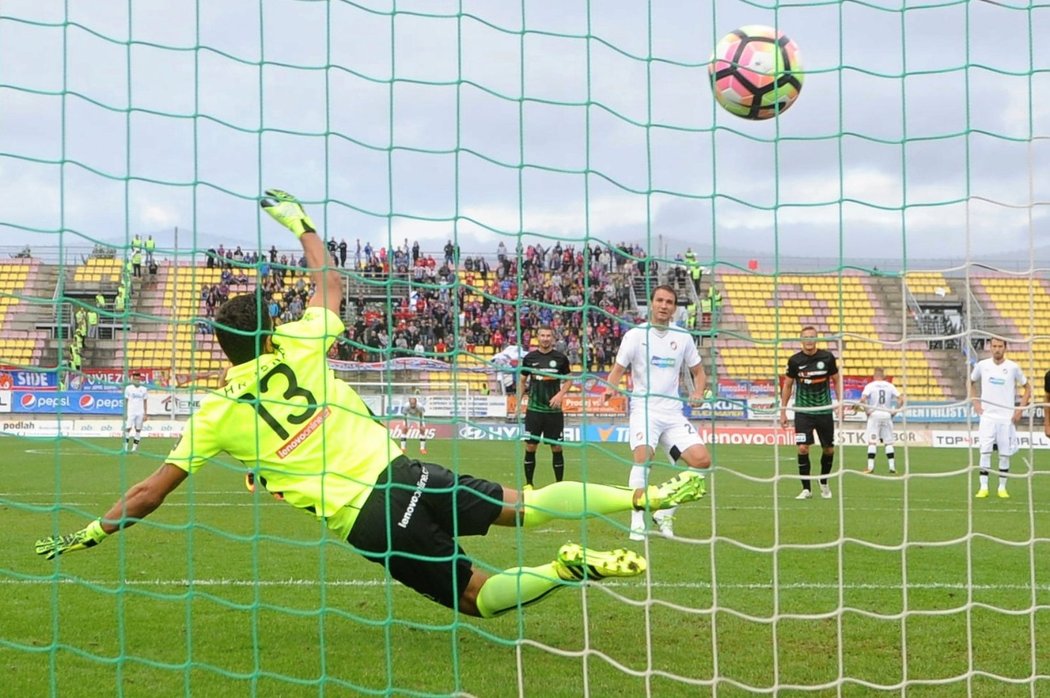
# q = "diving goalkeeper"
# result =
<box><xmin>35</xmin><ymin>190</ymin><xmax>706</xmax><ymax>618</ymax></box>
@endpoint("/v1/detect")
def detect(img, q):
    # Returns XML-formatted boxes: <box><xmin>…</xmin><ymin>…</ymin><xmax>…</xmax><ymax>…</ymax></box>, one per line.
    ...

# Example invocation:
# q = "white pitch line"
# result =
<box><xmin>2</xmin><ymin>578</ymin><xmax>1049</xmax><ymax>592</ymax></box>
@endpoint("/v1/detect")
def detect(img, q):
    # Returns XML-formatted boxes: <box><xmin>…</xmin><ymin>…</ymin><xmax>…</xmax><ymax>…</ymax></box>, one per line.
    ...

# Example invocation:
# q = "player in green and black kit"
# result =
<box><xmin>779</xmin><ymin>326</ymin><xmax>844</xmax><ymax>500</ymax></box>
<box><xmin>516</xmin><ymin>325</ymin><xmax>571</xmax><ymax>489</ymax></box>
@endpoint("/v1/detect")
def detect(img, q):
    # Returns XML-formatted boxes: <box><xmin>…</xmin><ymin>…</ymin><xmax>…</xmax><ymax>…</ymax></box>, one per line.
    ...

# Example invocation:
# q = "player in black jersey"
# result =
<box><xmin>779</xmin><ymin>326</ymin><xmax>843</xmax><ymax>500</ymax></box>
<box><xmin>516</xmin><ymin>326</ymin><xmax>572</xmax><ymax>489</ymax></box>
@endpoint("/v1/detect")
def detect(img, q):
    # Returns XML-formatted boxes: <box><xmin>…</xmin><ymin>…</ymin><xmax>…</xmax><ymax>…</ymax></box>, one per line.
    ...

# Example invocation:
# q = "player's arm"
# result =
<box><xmin>260</xmin><ymin>189</ymin><xmax>342</xmax><ymax>316</ymax></box>
<box><xmin>35</xmin><ymin>463</ymin><xmax>187</xmax><ymax>560</ymax></box>
<box><xmin>834</xmin><ymin>368</ymin><xmax>845</xmax><ymax>420</ymax></box>
<box><xmin>688</xmin><ymin>360</ymin><xmax>707</xmax><ymax>402</ymax></box>
<box><xmin>550</xmin><ymin>357</ymin><xmax>572</xmax><ymax>409</ymax></box>
<box><xmin>968</xmin><ymin>364</ymin><xmax>983</xmax><ymax>415</ymax></box>
<box><xmin>1015</xmin><ymin>379</ymin><xmax>1032</xmax><ymax>423</ymax></box>
<box><xmin>603</xmin><ymin>362</ymin><xmax>627</xmax><ymax>402</ymax></box>
<box><xmin>779</xmin><ymin>375</ymin><xmax>794</xmax><ymax>428</ymax></box>
<box><xmin>515</xmin><ymin>370</ymin><xmax>529</xmax><ymax>416</ymax></box>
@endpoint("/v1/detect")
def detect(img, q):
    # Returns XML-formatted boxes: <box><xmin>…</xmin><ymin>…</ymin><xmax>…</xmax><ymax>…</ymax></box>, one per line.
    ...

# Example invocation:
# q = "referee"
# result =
<box><xmin>517</xmin><ymin>325</ymin><xmax>571</xmax><ymax>489</ymax></box>
<box><xmin>779</xmin><ymin>326</ymin><xmax>844</xmax><ymax>500</ymax></box>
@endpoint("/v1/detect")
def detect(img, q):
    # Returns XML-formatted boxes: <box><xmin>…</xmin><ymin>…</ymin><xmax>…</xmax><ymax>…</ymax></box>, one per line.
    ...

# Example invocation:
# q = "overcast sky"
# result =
<box><xmin>1</xmin><ymin>0</ymin><xmax>1048</xmax><ymax>269</ymax></box>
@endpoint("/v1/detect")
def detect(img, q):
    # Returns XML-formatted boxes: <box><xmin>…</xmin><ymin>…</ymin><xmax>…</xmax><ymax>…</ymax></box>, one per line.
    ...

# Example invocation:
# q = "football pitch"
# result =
<box><xmin>1</xmin><ymin>435</ymin><xmax>1048</xmax><ymax>697</ymax></box>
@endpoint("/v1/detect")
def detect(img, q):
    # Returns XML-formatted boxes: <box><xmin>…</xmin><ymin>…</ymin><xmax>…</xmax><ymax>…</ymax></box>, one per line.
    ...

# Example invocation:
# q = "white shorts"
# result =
<box><xmin>864</xmin><ymin>416</ymin><xmax>895</xmax><ymax>445</ymax></box>
<box><xmin>978</xmin><ymin>419</ymin><xmax>1017</xmax><ymax>456</ymax></box>
<box><xmin>628</xmin><ymin>409</ymin><xmax>705</xmax><ymax>459</ymax></box>
<box><xmin>127</xmin><ymin>414</ymin><xmax>145</xmax><ymax>431</ymax></box>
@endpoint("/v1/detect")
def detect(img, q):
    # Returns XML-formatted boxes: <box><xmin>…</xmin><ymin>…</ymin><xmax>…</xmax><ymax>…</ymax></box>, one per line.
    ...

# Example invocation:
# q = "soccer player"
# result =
<box><xmin>602</xmin><ymin>285</ymin><xmax>710</xmax><ymax>541</ymax></box>
<box><xmin>516</xmin><ymin>325</ymin><xmax>571</xmax><ymax>489</ymax></box>
<box><xmin>123</xmin><ymin>373</ymin><xmax>149</xmax><ymax>452</ymax></box>
<box><xmin>779</xmin><ymin>327</ymin><xmax>843</xmax><ymax>500</ymax></box>
<box><xmin>399</xmin><ymin>394</ymin><xmax>427</xmax><ymax>456</ymax></box>
<box><xmin>35</xmin><ymin>190</ymin><xmax>706</xmax><ymax>619</ymax></box>
<box><xmin>969</xmin><ymin>338</ymin><xmax>1030</xmax><ymax>499</ymax></box>
<box><xmin>856</xmin><ymin>368</ymin><xmax>904</xmax><ymax>474</ymax></box>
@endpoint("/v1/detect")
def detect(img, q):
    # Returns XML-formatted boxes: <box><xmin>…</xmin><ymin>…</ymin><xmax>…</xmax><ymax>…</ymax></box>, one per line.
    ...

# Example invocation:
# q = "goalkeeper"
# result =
<box><xmin>36</xmin><ymin>190</ymin><xmax>706</xmax><ymax>618</ymax></box>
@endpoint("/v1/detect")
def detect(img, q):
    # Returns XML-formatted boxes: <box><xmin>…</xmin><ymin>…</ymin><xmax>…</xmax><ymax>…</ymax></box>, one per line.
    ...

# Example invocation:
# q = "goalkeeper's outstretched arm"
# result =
<box><xmin>260</xmin><ymin>189</ymin><xmax>342</xmax><ymax>316</ymax></box>
<box><xmin>35</xmin><ymin>463</ymin><xmax>187</xmax><ymax>559</ymax></box>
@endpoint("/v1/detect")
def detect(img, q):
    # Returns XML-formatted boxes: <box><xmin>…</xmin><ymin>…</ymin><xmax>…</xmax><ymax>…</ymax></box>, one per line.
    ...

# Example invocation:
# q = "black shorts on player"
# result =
<box><xmin>346</xmin><ymin>456</ymin><xmax>504</xmax><ymax>610</ymax></box>
<box><xmin>794</xmin><ymin>412</ymin><xmax>835</xmax><ymax>447</ymax></box>
<box><xmin>524</xmin><ymin>410</ymin><xmax>565</xmax><ymax>445</ymax></box>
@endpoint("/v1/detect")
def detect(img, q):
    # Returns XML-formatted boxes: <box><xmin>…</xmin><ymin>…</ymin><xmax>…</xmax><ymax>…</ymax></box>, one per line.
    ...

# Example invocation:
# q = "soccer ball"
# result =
<box><xmin>709</xmin><ymin>25</ymin><xmax>804</xmax><ymax>120</ymax></box>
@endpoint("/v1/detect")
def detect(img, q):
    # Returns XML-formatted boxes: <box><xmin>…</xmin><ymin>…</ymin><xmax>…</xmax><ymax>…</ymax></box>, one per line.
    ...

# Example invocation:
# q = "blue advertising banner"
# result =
<box><xmin>13</xmin><ymin>391</ymin><xmax>124</xmax><ymax>415</ymax></box>
<box><xmin>0</xmin><ymin>370</ymin><xmax>59</xmax><ymax>390</ymax></box>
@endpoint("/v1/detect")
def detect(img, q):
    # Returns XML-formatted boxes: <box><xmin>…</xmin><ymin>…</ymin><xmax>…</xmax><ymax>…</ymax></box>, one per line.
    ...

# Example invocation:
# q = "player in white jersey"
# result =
<box><xmin>969</xmin><ymin>338</ymin><xmax>1030</xmax><ymax>499</ymax></box>
<box><xmin>603</xmin><ymin>285</ymin><xmax>710</xmax><ymax>540</ymax></box>
<box><xmin>856</xmin><ymin>368</ymin><xmax>904</xmax><ymax>474</ymax></box>
<box><xmin>123</xmin><ymin>373</ymin><xmax>149</xmax><ymax>452</ymax></box>
<box><xmin>399</xmin><ymin>395</ymin><xmax>428</xmax><ymax>456</ymax></box>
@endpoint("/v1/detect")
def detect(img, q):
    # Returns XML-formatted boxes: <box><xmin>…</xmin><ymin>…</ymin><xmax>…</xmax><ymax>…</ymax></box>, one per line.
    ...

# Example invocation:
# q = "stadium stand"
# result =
<box><xmin>9</xmin><ymin>246</ymin><xmax>1047</xmax><ymax>406</ymax></box>
<box><xmin>716</xmin><ymin>273</ymin><xmax>951</xmax><ymax>401</ymax></box>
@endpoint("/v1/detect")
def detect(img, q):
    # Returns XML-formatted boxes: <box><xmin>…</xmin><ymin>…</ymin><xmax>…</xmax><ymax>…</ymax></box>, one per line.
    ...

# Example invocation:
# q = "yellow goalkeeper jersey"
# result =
<box><xmin>166</xmin><ymin>306</ymin><xmax>398</xmax><ymax>532</ymax></box>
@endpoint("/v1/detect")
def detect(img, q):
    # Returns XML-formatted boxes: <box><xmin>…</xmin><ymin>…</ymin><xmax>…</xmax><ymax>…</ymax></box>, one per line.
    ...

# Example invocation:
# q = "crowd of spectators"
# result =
<box><xmin>331</xmin><ymin>239</ymin><xmax>647</xmax><ymax>371</ymax></box>
<box><xmin>199</xmin><ymin>246</ymin><xmax>315</xmax><ymax>334</ymax></box>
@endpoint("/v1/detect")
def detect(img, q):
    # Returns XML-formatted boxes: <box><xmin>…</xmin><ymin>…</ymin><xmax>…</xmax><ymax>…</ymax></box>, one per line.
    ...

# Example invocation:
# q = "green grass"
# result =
<box><xmin>1</xmin><ymin>435</ymin><xmax>1048</xmax><ymax>697</ymax></box>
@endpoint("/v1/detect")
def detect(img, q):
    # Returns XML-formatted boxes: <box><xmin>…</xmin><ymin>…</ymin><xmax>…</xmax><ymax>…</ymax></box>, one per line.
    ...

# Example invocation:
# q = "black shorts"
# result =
<box><xmin>524</xmin><ymin>410</ymin><xmax>564</xmax><ymax>445</ymax></box>
<box><xmin>346</xmin><ymin>456</ymin><xmax>504</xmax><ymax>609</ymax></box>
<box><xmin>794</xmin><ymin>412</ymin><xmax>835</xmax><ymax>447</ymax></box>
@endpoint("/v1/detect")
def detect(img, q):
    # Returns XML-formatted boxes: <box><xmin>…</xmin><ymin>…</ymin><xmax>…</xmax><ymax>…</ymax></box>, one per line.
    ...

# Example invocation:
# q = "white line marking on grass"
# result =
<box><xmin>2</xmin><ymin>578</ymin><xmax>1048</xmax><ymax>592</ymax></box>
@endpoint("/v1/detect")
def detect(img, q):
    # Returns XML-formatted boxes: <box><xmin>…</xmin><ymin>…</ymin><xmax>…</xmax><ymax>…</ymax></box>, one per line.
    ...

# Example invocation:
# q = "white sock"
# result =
<box><xmin>653</xmin><ymin>505</ymin><xmax>678</xmax><ymax>522</ymax></box>
<box><xmin>629</xmin><ymin>465</ymin><xmax>647</xmax><ymax>530</ymax></box>
<box><xmin>886</xmin><ymin>445</ymin><xmax>895</xmax><ymax>471</ymax></box>
<box><xmin>866</xmin><ymin>446</ymin><xmax>876</xmax><ymax>470</ymax></box>
<box><xmin>998</xmin><ymin>455</ymin><xmax>1010</xmax><ymax>490</ymax></box>
<box><xmin>979</xmin><ymin>453</ymin><xmax>991</xmax><ymax>489</ymax></box>
<box><xmin>420</xmin><ymin>439</ymin><xmax>426</xmax><ymax>451</ymax></box>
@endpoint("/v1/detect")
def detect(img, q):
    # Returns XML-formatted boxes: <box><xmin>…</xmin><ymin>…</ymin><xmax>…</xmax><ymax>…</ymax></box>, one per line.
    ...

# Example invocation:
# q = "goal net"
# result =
<box><xmin>1</xmin><ymin>2</ymin><xmax>1048</xmax><ymax>696</ymax></box>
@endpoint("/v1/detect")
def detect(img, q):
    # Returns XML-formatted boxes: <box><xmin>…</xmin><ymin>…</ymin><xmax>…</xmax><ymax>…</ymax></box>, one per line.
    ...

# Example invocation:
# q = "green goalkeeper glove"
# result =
<box><xmin>260</xmin><ymin>189</ymin><xmax>316</xmax><ymax>239</ymax></box>
<box><xmin>35</xmin><ymin>519</ymin><xmax>109</xmax><ymax>560</ymax></box>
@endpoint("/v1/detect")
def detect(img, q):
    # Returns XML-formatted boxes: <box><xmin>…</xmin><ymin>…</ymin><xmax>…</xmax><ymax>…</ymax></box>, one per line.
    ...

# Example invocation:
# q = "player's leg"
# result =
<box><xmin>399</xmin><ymin>420</ymin><xmax>408</xmax><ymax>452</ymax></box>
<box><xmin>816</xmin><ymin>415</ymin><xmax>835</xmax><ymax>499</ymax></box>
<box><xmin>881</xmin><ymin>420</ymin><xmax>897</xmax><ymax>473</ymax></box>
<box><xmin>417</xmin><ymin>419</ymin><xmax>427</xmax><ymax>455</ymax></box>
<box><xmin>864</xmin><ymin>419</ymin><xmax>878</xmax><ymax>473</ymax></box>
<box><xmin>651</xmin><ymin>417</ymin><xmax>710</xmax><ymax>538</ymax></box>
<box><xmin>794</xmin><ymin>414</ymin><xmax>814</xmax><ymax>498</ymax></box>
<box><xmin>352</xmin><ymin>460</ymin><xmax>662</xmax><ymax>618</ymax></box>
<box><xmin>523</xmin><ymin>410</ymin><xmax>541</xmax><ymax>489</ymax></box>
<box><xmin>996</xmin><ymin>422</ymin><xmax>1015</xmax><ymax>498</ymax></box>
<box><xmin>547</xmin><ymin>412</ymin><xmax>566</xmax><ymax>483</ymax></box>
<box><xmin>470</xmin><ymin>541</ymin><xmax>648</xmax><ymax>617</ymax></box>
<box><xmin>131</xmin><ymin>415</ymin><xmax>144</xmax><ymax>452</ymax></box>
<box><xmin>976</xmin><ymin>419</ymin><xmax>995</xmax><ymax>498</ymax></box>
<box><xmin>627</xmin><ymin>410</ymin><xmax>659</xmax><ymax>539</ymax></box>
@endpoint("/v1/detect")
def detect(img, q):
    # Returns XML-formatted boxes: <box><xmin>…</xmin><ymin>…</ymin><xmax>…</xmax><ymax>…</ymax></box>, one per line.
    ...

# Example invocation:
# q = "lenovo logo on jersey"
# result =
<box><xmin>397</xmin><ymin>466</ymin><xmax>430</xmax><ymax>529</ymax></box>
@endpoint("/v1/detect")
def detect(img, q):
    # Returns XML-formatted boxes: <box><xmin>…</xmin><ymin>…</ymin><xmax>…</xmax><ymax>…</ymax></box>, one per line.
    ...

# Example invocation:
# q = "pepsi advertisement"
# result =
<box><xmin>14</xmin><ymin>391</ymin><xmax>124</xmax><ymax>415</ymax></box>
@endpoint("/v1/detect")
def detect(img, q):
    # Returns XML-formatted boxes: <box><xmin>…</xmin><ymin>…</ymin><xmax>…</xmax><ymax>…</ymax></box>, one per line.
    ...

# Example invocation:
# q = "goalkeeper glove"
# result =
<box><xmin>260</xmin><ymin>189</ymin><xmax>316</xmax><ymax>239</ymax></box>
<box><xmin>35</xmin><ymin>519</ymin><xmax>109</xmax><ymax>560</ymax></box>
